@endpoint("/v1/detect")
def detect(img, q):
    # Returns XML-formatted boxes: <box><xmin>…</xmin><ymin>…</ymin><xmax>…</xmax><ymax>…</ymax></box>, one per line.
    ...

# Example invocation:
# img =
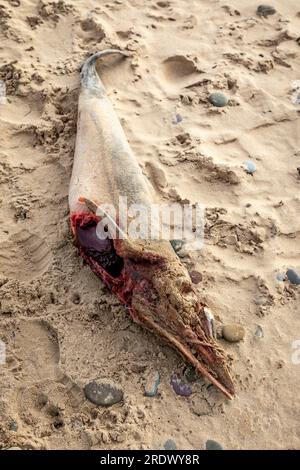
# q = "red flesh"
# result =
<box><xmin>71</xmin><ymin>212</ymin><xmax>152</xmax><ymax>324</ymax></box>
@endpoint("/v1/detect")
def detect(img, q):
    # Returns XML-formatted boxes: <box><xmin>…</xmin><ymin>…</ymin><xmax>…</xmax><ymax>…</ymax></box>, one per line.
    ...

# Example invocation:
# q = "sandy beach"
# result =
<box><xmin>0</xmin><ymin>0</ymin><xmax>299</xmax><ymax>450</ymax></box>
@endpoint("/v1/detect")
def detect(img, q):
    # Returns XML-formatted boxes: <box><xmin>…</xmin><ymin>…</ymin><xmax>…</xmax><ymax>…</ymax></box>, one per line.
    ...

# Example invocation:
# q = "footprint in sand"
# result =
<box><xmin>0</xmin><ymin>231</ymin><xmax>52</xmax><ymax>281</ymax></box>
<box><xmin>17</xmin><ymin>379</ymin><xmax>84</xmax><ymax>430</ymax></box>
<box><xmin>15</xmin><ymin>319</ymin><xmax>60</xmax><ymax>382</ymax></box>
<box><xmin>13</xmin><ymin>319</ymin><xmax>86</xmax><ymax>446</ymax></box>
<box><xmin>4</xmin><ymin>91</ymin><xmax>46</xmax><ymax>125</ymax></box>
<box><xmin>78</xmin><ymin>17</ymin><xmax>106</xmax><ymax>44</ymax></box>
<box><xmin>144</xmin><ymin>161</ymin><xmax>168</xmax><ymax>191</ymax></box>
<box><xmin>162</xmin><ymin>55</ymin><xmax>202</xmax><ymax>85</ymax></box>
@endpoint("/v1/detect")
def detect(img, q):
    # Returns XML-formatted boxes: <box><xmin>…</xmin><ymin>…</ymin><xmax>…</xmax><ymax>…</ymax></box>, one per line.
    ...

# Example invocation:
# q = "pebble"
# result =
<box><xmin>222</xmin><ymin>324</ymin><xmax>245</xmax><ymax>343</ymax></box>
<box><xmin>173</xmin><ymin>113</ymin><xmax>183</xmax><ymax>124</ymax></box>
<box><xmin>244</xmin><ymin>160</ymin><xmax>256</xmax><ymax>174</ymax></box>
<box><xmin>189</xmin><ymin>270</ymin><xmax>202</xmax><ymax>284</ymax></box>
<box><xmin>170</xmin><ymin>239</ymin><xmax>184</xmax><ymax>254</ymax></box>
<box><xmin>9</xmin><ymin>420</ymin><xmax>18</xmax><ymax>432</ymax></box>
<box><xmin>293</xmin><ymin>93</ymin><xmax>300</xmax><ymax>105</ymax></box>
<box><xmin>163</xmin><ymin>439</ymin><xmax>177</xmax><ymax>450</ymax></box>
<box><xmin>286</xmin><ymin>268</ymin><xmax>300</xmax><ymax>285</ymax></box>
<box><xmin>170</xmin><ymin>373</ymin><xmax>192</xmax><ymax>396</ymax></box>
<box><xmin>183</xmin><ymin>365</ymin><xmax>198</xmax><ymax>383</ymax></box>
<box><xmin>144</xmin><ymin>371</ymin><xmax>160</xmax><ymax>397</ymax></box>
<box><xmin>208</xmin><ymin>92</ymin><xmax>228</xmax><ymax>107</ymax></box>
<box><xmin>255</xmin><ymin>325</ymin><xmax>264</xmax><ymax>339</ymax></box>
<box><xmin>84</xmin><ymin>379</ymin><xmax>123</xmax><ymax>407</ymax></box>
<box><xmin>297</xmin><ymin>167</ymin><xmax>300</xmax><ymax>177</ymax></box>
<box><xmin>276</xmin><ymin>273</ymin><xmax>286</xmax><ymax>281</ymax></box>
<box><xmin>205</xmin><ymin>439</ymin><xmax>224</xmax><ymax>450</ymax></box>
<box><xmin>257</xmin><ymin>5</ymin><xmax>276</xmax><ymax>17</ymax></box>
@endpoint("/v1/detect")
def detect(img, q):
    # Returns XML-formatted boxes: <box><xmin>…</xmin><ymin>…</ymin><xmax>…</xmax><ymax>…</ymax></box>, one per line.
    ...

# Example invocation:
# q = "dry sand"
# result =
<box><xmin>0</xmin><ymin>0</ymin><xmax>300</xmax><ymax>450</ymax></box>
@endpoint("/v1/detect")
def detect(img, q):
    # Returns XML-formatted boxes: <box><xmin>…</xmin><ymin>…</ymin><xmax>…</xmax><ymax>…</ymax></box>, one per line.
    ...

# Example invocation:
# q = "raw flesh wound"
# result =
<box><xmin>72</xmin><ymin>212</ymin><xmax>123</xmax><ymax>277</ymax></box>
<box><xmin>77</xmin><ymin>223</ymin><xmax>123</xmax><ymax>277</ymax></box>
<box><xmin>71</xmin><ymin>212</ymin><xmax>152</xmax><ymax>316</ymax></box>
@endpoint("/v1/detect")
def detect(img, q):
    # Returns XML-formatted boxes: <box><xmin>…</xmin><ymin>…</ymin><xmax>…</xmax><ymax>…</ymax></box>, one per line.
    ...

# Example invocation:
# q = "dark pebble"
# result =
<box><xmin>170</xmin><ymin>373</ymin><xmax>192</xmax><ymax>396</ymax></box>
<box><xmin>164</xmin><ymin>439</ymin><xmax>177</xmax><ymax>450</ymax></box>
<box><xmin>206</xmin><ymin>439</ymin><xmax>224</xmax><ymax>450</ymax></box>
<box><xmin>183</xmin><ymin>366</ymin><xmax>198</xmax><ymax>383</ymax></box>
<box><xmin>257</xmin><ymin>5</ymin><xmax>276</xmax><ymax>17</ymax></box>
<box><xmin>9</xmin><ymin>420</ymin><xmax>18</xmax><ymax>432</ymax></box>
<box><xmin>286</xmin><ymin>269</ymin><xmax>300</xmax><ymax>285</ymax></box>
<box><xmin>170</xmin><ymin>239</ymin><xmax>184</xmax><ymax>254</ymax></box>
<box><xmin>84</xmin><ymin>379</ymin><xmax>123</xmax><ymax>406</ymax></box>
<box><xmin>189</xmin><ymin>270</ymin><xmax>202</xmax><ymax>284</ymax></box>
<box><xmin>297</xmin><ymin>167</ymin><xmax>300</xmax><ymax>177</ymax></box>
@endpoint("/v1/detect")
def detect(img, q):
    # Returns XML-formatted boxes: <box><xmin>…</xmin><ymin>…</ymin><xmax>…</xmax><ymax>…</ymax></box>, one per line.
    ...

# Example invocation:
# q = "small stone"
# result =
<box><xmin>208</xmin><ymin>92</ymin><xmax>228</xmax><ymax>107</ymax></box>
<box><xmin>254</xmin><ymin>325</ymin><xmax>264</xmax><ymax>339</ymax></box>
<box><xmin>176</xmin><ymin>133</ymin><xmax>190</xmax><ymax>144</ymax></box>
<box><xmin>244</xmin><ymin>160</ymin><xmax>256</xmax><ymax>174</ymax></box>
<box><xmin>170</xmin><ymin>239</ymin><xmax>184</xmax><ymax>254</ymax></box>
<box><xmin>9</xmin><ymin>420</ymin><xmax>18</xmax><ymax>432</ymax></box>
<box><xmin>257</xmin><ymin>5</ymin><xmax>276</xmax><ymax>17</ymax></box>
<box><xmin>173</xmin><ymin>113</ymin><xmax>183</xmax><ymax>124</ymax></box>
<box><xmin>206</xmin><ymin>439</ymin><xmax>224</xmax><ymax>450</ymax></box>
<box><xmin>84</xmin><ymin>380</ymin><xmax>123</xmax><ymax>407</ymax></box>
<box><xmin>183</xmin><ymin>365</ymin><xmax>198</xmax><ymax>383</ymax></box>
<box><xmin>157</xmin><ymin>1</ymin><xmax>170</xmax><ymax>8</ymax></box>
<box><xmin>144</xmin><ymin>371</ymin><xmax>160</xmax><ymax>397</ymax></box>
<box><xmin>170</xmin><ymin>373</ymin><xmax>192</xmax><ymax>396</ymax></box>
<box><xmin>276</xmin><ymin>273</ymin><xmax>286</xmax><ymax>281</ymax></box>
<box><xmin>164</xmin><ymin>439</ymin><xmax>177</xmax><ymax>450</ymax></box>
<box><xmin>222</xmin><ymin>324</ymin><xmax>245</xmax><ymax>343</ymax></box>
<box><xmin>286</xmin><ymin>269</ymin><xmax>300</xmax><ymax>285</ymax></box>
<box><xmin>189</xmin><ymin>270</ymin><xmax>202</xmax><ymax>284</ymax></box>
<box><xmin>293</xmin><ymin>93</ymin><xmax>300</xmax><ymax>105</ymax></box>
<box><xmin>297</xmin><ymin>167</ymin><xmax>300</xmax><ymax>177</ymax></box>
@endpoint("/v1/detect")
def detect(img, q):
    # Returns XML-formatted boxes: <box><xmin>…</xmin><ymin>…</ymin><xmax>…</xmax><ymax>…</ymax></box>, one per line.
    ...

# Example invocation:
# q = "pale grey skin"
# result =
<box><xmin>69</xmin><ymin>50</ymin><xmax>235</xmax><ymax>399</ymax></box>
<box><xmin>69</xmin><ymin>50</ymin><xmax>153</xmax><ymax>214</ymax></box>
